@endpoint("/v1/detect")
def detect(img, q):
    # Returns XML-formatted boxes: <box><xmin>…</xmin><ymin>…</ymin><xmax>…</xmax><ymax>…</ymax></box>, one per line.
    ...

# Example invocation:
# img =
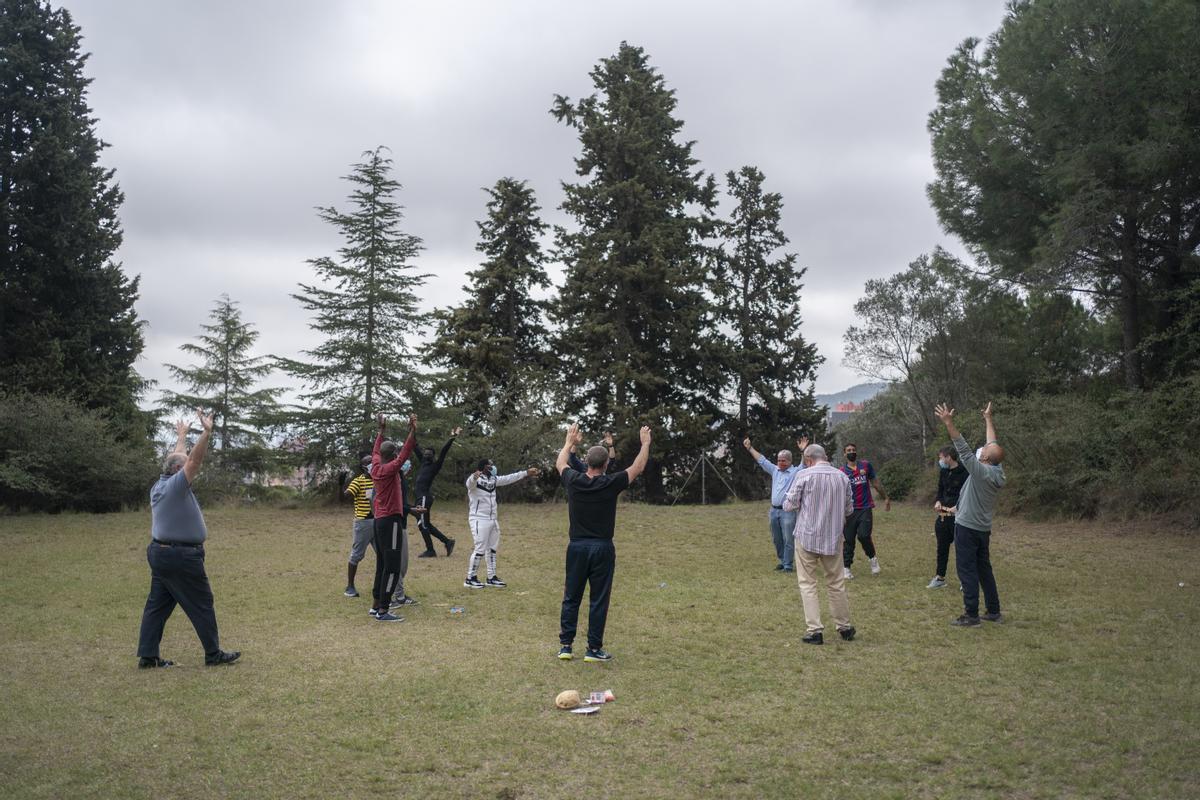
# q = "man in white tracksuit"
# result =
<box><xmin>463</xmin><ymin>458</ymin><xmax>540</xmax><ymax>589</ymax></box>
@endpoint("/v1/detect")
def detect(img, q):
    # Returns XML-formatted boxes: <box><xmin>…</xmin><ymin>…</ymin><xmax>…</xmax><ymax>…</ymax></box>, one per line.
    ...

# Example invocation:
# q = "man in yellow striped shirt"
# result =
<box><xmin>342</xmin><ymin>456</ymin><xmax>375</xmax><ymax>598</ymax></box>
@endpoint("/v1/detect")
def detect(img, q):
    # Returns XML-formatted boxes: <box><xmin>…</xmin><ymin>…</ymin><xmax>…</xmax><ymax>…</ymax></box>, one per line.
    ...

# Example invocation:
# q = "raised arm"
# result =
<box><xmin>624</xmin><ymin>426</ymin><xmax>652</xmax><ymax>483</ymax></box>
<box><xmin>396</xmin><ymin>414</ymin><xmax>418</xmax><ymax>463</ymax></box>
<box><xmin>556</xmin><ymin>424</ymin><xmax>581</xmax><ymax>474</ymax></box>
<box><xmin>983</xmin><ymin>402</ymin><xmax>997</xmax><ymax>444</ymax></box>
<box><xmin>434</xmin><ymin>428</ymin><xmax>460</xmax><ymax>470</ymax></box>
<box><xmin>182</xmin><ymin>409</ymin><xmax>213</xmax><ymax>484</ymax></box>
<box><xmin>936</xmin><ymin>403</ymin><xmax>984</xmax><ymax>479</ymax></box>
<box><xmin>743</xmin><ymin>436</ymin><xmax>765</xmax><ymax>464</ymax></box>
<box><xmin>603</xmin><ymin>431</ymin><xmax>617</xmax><ymax>465</ymax></box>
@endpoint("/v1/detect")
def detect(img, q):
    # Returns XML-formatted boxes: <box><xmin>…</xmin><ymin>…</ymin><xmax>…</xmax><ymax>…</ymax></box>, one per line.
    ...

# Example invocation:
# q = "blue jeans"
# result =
<box><xmin>768</xmin><ymin>507</ymin><xmax>796</xmax><ymax>570</ymax></box>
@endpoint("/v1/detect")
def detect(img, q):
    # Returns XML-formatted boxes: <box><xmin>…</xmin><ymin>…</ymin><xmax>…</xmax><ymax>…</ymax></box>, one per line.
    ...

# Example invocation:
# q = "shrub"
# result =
<box><xmin>877</xmin><ymin>461</ymin><xmax>919</xmax><ymax>502</ymax></box>
<box><xmin>0</xmin><ymin>392</ymin><xmax>158</xmax><ymax>512</ymax></box>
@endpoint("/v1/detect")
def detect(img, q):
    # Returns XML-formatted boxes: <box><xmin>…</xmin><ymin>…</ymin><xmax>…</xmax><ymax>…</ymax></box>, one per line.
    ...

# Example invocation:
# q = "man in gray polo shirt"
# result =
<box><xmin>136</xmin><ymin>410</ymin><xmax>240</xmax><ymax>668</ymax></box>
<box><xmin>934</xmin><ymin>401</ymin><xmax>1006</xmax><ymax>627</ymax></box>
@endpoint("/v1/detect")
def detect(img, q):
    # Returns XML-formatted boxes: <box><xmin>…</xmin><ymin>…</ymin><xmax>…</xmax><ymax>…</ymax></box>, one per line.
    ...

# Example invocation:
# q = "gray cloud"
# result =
<box><xmin>66</xmin><ymin>0</ymin><xmax>1008</xmax><ymax>400</ymax></box>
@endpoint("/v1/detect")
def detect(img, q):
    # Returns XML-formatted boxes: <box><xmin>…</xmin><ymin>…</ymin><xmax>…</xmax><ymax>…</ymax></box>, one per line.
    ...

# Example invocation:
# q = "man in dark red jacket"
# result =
<box><xmin>370</xmin><ymin>412</ymin><xmax>418</xmax><ymax>622</ymax></box>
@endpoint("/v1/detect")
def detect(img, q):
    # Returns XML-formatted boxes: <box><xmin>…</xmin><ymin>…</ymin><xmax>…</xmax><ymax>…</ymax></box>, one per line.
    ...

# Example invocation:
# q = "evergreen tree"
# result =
<box><xmin>0</xmin><ymin>0</ymin><xmax>145</xmax><ymax>426</ymax></box>
<box><xmin>277</xmin><ymin>147</ymin><xmax>426</xmax><ymax>467</ymax></box>
<box><xmin>429</xmin><ymin>177</ymin><xmax>551</xmax><ymax>425</ymax></box>
<box><xmin>551</xmin><ymin>42</ymin><xmax>720</xmax><ymax>501</ymax></box>
<box><xmin>162</xmin><ymin>294</ymin><xmax>280</xmax><ymax>450</ymax></box>
<box><xmin>714</xmin><ymin>166</ymin><xmax>823</xmax><ymax>437</ymax></box>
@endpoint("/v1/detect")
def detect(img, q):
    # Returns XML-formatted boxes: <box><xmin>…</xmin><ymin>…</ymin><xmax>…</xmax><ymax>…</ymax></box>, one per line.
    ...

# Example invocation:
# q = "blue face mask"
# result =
<box><xmin>489</xmin><ymin>466</ymin><xmax>497</xmax><ymax>477</ymax></box>
<box><xmin>401</xmin><ymin>461</ymin><xmax>412</xmax><ymax>474</ymax></box>
<box><xmin>938</xmin><ymin>459</ymin><xmax>949</xmax><ymax>469</ymax></box>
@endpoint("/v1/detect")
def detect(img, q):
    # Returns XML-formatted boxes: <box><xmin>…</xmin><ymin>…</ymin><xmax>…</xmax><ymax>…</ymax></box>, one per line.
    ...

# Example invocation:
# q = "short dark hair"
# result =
<box><xmin>585</xmin><ymin>445</ymin><xmax>608</xmax><ymax>468</ymax></box>
<box><xmin>844</xmin><ymin>442</ymin><xmax>857</xmax><ymax>450</ymax></box>
<box><xmin>380</xmin><ymin>441</ymin><xmax>398</xmax><ymax>460</ymax></box>
<box><xmin>477</xmin><ymin>458</ymin><xmax>492</xmax><ymax>472</ymax></box>
<box><xmin>938</xmin><ymin>446</ymin><xmax>957</xmax><ymax>460</ymax></box>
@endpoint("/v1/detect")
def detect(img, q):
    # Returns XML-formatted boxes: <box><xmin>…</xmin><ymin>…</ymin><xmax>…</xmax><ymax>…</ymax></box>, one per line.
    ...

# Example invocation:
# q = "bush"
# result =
<box><xmin>877</xmin><ymin>461</ymin><xmax>919</xmax><ymax>502</ymax></box>
<box><xmin>0</xmin><ymin>392</ymin><xmax>158</xmax><ymax>512</ymax></box>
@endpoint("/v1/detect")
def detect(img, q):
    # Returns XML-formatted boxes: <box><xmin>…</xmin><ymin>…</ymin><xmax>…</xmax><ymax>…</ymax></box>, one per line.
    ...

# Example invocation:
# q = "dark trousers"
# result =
<box><xmin>954</xmin><ymin>523</ymin><xmax>1000</xmax><ymax>617</ymax></box>
<box><xmin>842</xmin><ymin>508</ymin><xmax>876</xmax><ymax>568</ymax></box>
<box><xmin>559</xmin><ymin>539</ymin><xmax>616</xmax><ymax>650</ymax></box>
<box><xmin>372</xmin><ymin>515</ymin><xmax>407</xmax><ymax>608</ymax></box>
<box><xmin>934</xmin><ymin>515</ymin><xmax>956</xmax><ymax>577</ymax></box>
<box><xmin>416</xmin><ymin>494</ymin><xmax>451</xmax><ymax>550</ymax></box>
<box><xmin>137</xmin><ymin>542</ymin><xmax>221</xmax><ymax>659</ymax></box>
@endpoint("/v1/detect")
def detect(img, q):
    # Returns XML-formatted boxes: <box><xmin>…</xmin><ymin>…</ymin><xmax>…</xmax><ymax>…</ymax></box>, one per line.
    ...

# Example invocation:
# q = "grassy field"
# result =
<box><xmin>1</xmin><ymin>499</ymin><xmax>1197</xmax><ymax>799</ymax></box>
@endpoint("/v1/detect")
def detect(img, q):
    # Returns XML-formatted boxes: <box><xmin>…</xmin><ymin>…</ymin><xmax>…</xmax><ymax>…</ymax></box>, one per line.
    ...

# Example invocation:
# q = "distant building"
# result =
<box><xmin>827</xmin><ymin>401</ymin><xmax>862</xmax><ymax>430</ymax></box>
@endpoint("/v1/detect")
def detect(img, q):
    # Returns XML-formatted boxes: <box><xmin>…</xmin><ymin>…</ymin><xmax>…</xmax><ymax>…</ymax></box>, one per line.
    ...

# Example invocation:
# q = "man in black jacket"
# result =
<box><xmin>928</xmin><ymin>446</ymin><xmax>969</xmax><ymax>589</ymax></box>
<box><xmin>414</xmin><ymin>427</ymin><xmax>461</xmax><ymax>557</ymax></box>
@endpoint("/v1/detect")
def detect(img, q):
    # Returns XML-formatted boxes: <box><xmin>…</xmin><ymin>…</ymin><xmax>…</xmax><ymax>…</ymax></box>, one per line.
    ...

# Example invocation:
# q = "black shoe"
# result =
<box><xmin>445</xmin><ymin>538</ymin><xmax>456</xmax><ymax>557</ymax></box>
<box><xmin>205</xmin><ymin>650</ymin><xmax>241</xmax><ymax>666</ymax></box>
<box><xmin>393</xmin><ymin>595</ymin><xmax>419</xmax><ymax>607</ymax></box>
<box><xmin>557</xmin><ymin>645</ymin><xmax>573</xmax><ymax>661</ymax></box>
<box><xmin>583</xmin><ymin>648</ymin><xmax>613</xmax><ymax>662</ymax></box>
<box><xmin>417</xmin><ymin>550</ymin><xmax>437</xmax><ymax>558</ymax></box>
<box><xmin>838</xmin><ymin>626</ymin><xmax>856</xmax><ymax>641</ymax></box>
<box><xmin>464</xmin><ymin>576</ymin><xmax>485</xmax><ymax>589</ymax></box>
<box><xmin>138</xmin><ymin>656</ymin><xmax>175</xmax><ymax>669</ymax></box>
<box><xmin>951</xmin><ymin>614</ymin><xmax>982</xmax><ymax>627</ymax></box>
<box><xmin>802</xmin><ymin>631</ymin><xmax>824</xmax><ymax>645</ymax></box>
<box><xmin>981</xmin><ymin>612</ymin><xmax>1005</xmax><ymax>623</ymax></box>
<box><xmin>486</xmin><ymin>576</ymin><xmax>507</xmax><ymax>588</ymax></box>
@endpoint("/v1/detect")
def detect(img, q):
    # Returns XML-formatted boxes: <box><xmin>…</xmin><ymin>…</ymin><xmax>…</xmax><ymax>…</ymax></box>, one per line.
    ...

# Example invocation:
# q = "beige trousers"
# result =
<box><xmin>795</xmin><ymin>547</ymin><xmax>851</xmax><ymax>633</ymax></box>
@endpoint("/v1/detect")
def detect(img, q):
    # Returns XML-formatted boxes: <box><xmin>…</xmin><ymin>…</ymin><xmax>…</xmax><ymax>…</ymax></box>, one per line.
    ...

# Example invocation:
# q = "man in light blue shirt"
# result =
<box><xmin>743</xmin><ymin>435</ymin><xmax>808</xmax><ymax>572</ymax></box>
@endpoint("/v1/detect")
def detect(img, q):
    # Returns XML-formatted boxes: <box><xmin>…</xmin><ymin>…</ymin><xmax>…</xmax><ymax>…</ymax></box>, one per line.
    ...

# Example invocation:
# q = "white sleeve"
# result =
<box><xmin>494</xmin><ymin>470</ymin><xmax>529</xmax><ymax>487</ymax></box>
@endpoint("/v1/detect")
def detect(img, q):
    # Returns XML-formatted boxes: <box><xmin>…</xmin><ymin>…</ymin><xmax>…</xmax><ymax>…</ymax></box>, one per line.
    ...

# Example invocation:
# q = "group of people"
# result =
<box><xmin>134</xmin><ymin>401</ymin><xmax>1004</xmax><ymax>668</ymax></box>
<box><xmin>742</xmin><ymin>401</ymin><xmax>1006</xmax><ymax>642</ymax></box>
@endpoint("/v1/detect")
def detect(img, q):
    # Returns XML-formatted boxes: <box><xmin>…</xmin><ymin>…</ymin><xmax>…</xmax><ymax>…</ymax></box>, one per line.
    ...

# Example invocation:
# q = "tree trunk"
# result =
<box><xmin>1119</xmin><ymin>211</ymin><xmax>1144</xmax><ymax>390</ymax></box>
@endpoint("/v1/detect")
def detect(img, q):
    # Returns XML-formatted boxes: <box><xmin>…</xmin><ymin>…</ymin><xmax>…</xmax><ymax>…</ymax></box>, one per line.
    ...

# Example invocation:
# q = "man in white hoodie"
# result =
<box><xmin>463</xmin><ymin>458</ymin><xmax>540</xmax><ymax>588</ymax></box>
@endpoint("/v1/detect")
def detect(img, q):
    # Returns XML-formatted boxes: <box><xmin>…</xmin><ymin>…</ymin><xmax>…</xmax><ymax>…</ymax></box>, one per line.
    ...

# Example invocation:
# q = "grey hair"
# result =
<box><xmin>585</xmin><ymin>445</ymin><xmax>608</xmax><ymax>468</ymax></box>
<box><xmin>803</xmin><ymin>444</ymin><xmax>828</xmax><ymax>462</ymax></box>
<box><xmin>162</xmin><ymin>452</ymin><xmax>187</xmax><ymax>474</ymax></box>
<box><xmin>777</xmin><ymin>449</ymin><xmax>793</xmax><ymax>463</ymax></box>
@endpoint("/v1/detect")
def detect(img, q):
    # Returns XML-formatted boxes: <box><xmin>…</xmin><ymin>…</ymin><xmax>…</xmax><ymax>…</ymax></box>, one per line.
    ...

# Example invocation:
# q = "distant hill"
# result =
<box><xmin>814</xmin><ymin>382</ymin><xmax>888</xmax><ymax>409</ymax></box>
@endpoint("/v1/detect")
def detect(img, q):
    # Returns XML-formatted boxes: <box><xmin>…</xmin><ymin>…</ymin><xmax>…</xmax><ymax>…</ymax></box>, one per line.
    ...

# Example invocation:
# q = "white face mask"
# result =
<box><xmin>975</xmin><ymin>447</ymin><xmax>986</xmax><ymax>463</ymax></box>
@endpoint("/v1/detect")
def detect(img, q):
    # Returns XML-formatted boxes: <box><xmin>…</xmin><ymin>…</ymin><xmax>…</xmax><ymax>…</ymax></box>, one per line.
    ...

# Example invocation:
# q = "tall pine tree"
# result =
<box><xmin>551</xmin><ymin>42</ymin><xmax>720</xmax><ymax>500</ymax></box>
<box><xmin>429</xmin><ymin>177</ymin><xmax>551</xmax><ymax>425</ymax></box>
<box><xmin>0</xmin><ymin>0</ymin><xmax>145</xmax><ymax>428</ymax></box>
<box><xmin>162</xmin><ymin>294</ymin><xmax>280</xmax><ymax>451</ymax></box>
<box><xmin>714</xmin><ymin>166</ymin><xmax>823</xmax><ymax>458</ymax></box>
<box><xmin>278</xmin><ymin>147</ymin><xmax>427</xmax><ymax>467</ymax></box>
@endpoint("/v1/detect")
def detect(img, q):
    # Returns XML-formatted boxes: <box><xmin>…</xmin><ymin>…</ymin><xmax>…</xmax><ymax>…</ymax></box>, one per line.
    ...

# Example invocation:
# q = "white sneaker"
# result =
<box><xmin>870</xmin><ymin>557</ymin><xmax>881</xmax><ymax>575</ymax></box>
<box><xmin>927</xmin><ymin>576</ymin><xmax>947</xmax><ymax>589</ymax></box>
<box><xmin>843</xmin><ymin>567</ymin><xmax>854</xmax><ymax>580</ymax></box>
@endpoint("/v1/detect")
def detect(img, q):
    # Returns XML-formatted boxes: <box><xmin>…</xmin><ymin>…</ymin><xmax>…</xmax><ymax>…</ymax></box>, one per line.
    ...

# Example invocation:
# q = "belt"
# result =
<box><xmin>152</xmin><ymin>539</ymin><xmax>203</xmax><ymax>548</ymax></box>
<box><xmin>771</xmin><ymin>505</ymin><xmax>783</xmax><ymax>510</ymax></box>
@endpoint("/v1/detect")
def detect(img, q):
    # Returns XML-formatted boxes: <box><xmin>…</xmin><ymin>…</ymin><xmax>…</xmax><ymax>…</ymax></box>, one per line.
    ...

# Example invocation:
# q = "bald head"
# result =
<box><xmin>803</xmin><ymin>444</ymin><xmax>828</xmax><ymax>464</ymax></box>
<box><xmin>981</xmin><ymin>442</ymin><xmax>1005</xmax><ymax>466</ymax></box>
<box><xmin>162</xmin><ymin>453</ymin><xmax>186</xmax><ymax>475</ymax></box>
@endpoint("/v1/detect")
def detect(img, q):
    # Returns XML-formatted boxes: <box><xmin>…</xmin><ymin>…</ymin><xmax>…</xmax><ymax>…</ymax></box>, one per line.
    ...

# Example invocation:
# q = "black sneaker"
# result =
<box><xmin>368</xmin><ymin>607</ymin><xmax>379</xmax><ymax>617</ymax></box>
<box><xmin>393</xmin><ymin>595</ymin><xmax>418</xmax><ymax>607</ymax></box>
<box><xmin>951</xmin><ymin>614</ymin><xmax>982</xmax><ymax>627</ymax></box>
<box><xmin>981</xmin><ymin>612</ymin><xmax>1005</xmax><ymax>623</ymax></box>
<box><xmin>583</xmin><ymin>648</ymin><xmax>613</xmax><ymax>662</ymax></box>
<box><xmin>417</xmin><ymin>550</ymin><xmax>437</xmax><ymax>558</ymax></box>
<box><xmin>486</xmin><ymin>576</ymin><xmax>507</xmax><ymax>588</ymax></box>
<box><xmin>838</xmin><ymin>626</ymin><xmax>856</xmax><ymax>641</ymax></box>
<box><xmin>801</xmin><ymin>631</ymin><xmax>824</xmax><ymax>645</ymax></box>
<box><xmin>205</xmin><ymin>650</ymin><xmax>241</xmax><ymax>666</ymax></box>
<box><xmin>138</xmin><ymin>656</ymin><xmax>175</xmax><ymax>669</ymax></box>
<box><xmin>464</xmin><ymin>576</ymin><xmax>485</xmax><ymax>589</ymax></box>
<box><xmin>375</xmin><ymin>612</ymin><xmax>404</xmax><ymax>622</ymax></box>
<box><xmin>445</xmin><ymin>538</ymin><xmax>456</xmax><ymax>557</ymax></box>
<box><xmin>344</xmin><ymin>586</ymin><xmax>359</xmax><ymax>597</ymax></box>
<box><xmin>557</xmin><ymin>645</ymin><xmax>573</xmax><ymax>661</ymax></box>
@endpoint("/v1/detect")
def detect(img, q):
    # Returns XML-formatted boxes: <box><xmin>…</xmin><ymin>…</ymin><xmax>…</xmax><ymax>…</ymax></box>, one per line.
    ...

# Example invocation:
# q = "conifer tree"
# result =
<box><xmin>278</xmin><ymin>147</ymin><xmax>427</xmax><ymax>466</ymax></box>
<box><xmin>162</xmin><ymin>294</ymin><xmax>280</xmax><ymax>450</ymax></box>
<box><xmin>0</xmin><ymin>0</ymin><xmax>145</xmax><ymax>427</ymax></box>
<box><xmin>429</xmin><ymin>177</ymin><xmax>551</xmax><ymax>425</ymax></box>
<box><xmin>714</xmin><ymin>166</ymin><xmax>823</xmax><ymax>439</ymax></box>
<box><xmin>551</xmin><ymin>42</ymin><xmax>720</xmax><ymax>500</ymax></box>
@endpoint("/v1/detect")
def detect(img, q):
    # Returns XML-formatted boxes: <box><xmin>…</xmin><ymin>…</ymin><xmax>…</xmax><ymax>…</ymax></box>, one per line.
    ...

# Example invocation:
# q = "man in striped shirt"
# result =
<box><xmin>341</xmin><ymin>456</ymin><xmax>375</xmax><ymax>598</ymax></box>
<box><xmin>783</xmin><ymin>444</ymin><xmax>856</xmax><ymax>645</ymax></box>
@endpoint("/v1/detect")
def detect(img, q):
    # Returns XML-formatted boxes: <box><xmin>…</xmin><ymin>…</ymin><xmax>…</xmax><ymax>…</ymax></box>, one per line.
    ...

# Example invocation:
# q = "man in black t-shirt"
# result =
<box><xmin>554</xmin><ymin>422</ymin><xmax>652</xmax><ymax>662</ymax></box>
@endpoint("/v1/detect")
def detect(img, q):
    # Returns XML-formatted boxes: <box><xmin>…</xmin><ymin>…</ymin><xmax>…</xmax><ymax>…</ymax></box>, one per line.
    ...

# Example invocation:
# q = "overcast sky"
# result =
<box><xmin>66</xmin><ymin>0</ymin><xmax>1009</xmax><ymax>401</ymax></box>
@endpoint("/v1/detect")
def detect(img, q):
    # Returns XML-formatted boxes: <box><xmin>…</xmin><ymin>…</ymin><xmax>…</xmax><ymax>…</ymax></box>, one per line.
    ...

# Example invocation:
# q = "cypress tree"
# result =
<box><xmin>551</xmin><ymin>42</ymin><xmax>720</xmax><ymax>500</ymax></box>
<box><xmin>429</xmin><ymin>177</ymin><xmax>551</xmax><ymax>425</ymax></box>
<box><xmin>0</xmin><ymin>0</ymin><xmax>145</xmax><ymax>427</ymax></box>
<box><xmin>277</xmin><ymin>147</ymin><xmax>427</xmax><ymax>467</ymax></box>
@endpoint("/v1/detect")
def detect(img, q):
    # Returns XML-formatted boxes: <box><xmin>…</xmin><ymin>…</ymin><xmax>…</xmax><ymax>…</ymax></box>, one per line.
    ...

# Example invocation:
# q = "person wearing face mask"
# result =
<box><xmin>933</xmin><ymin>401</ymin><xmax>1007</xmax><ymax>627</ymax></box>
<box><xmin>929</xmin><ymin>446</ymin><xmax>968</xmax><ymax>589</ymax></box>
<box><xmin>838</xmin><ymin>443</ymin><xmax>890</xmax><ymax>579</ymax></box>
<box><xmin>412</xmin><ymin>428</ymin><xmax>461</xmax><ymax>558</ymax></box>
<box><xmin>463</xmin><ymin>458</ymin><xmax>541</xmax><ymax>589</ymax></box>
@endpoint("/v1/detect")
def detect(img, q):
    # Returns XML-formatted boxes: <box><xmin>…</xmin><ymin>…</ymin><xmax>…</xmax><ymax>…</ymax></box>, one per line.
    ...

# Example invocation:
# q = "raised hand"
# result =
<box><xmin>196</xmin><ymin>408</ymin><xmax>214</xmax><ymax>433</ymax></box>
<box><xmin>982</xmin><ymin>401</ymin><xmax>993</xmax><ymax>419</ymax></box>
<box><xmin>934</xmin><ymin>403</ymin><xmax>955</xmax><ymax>424</ymax></box>
<box><xmin>174</xmin><ymin>419</ymin><xmax>190</xmax><ymax>438</ymax></box>
<box><xmin>527</xmin><ymin>467</ymin><xmax>541</xmax><ymax>478</ymax></box>
<box><xmin>796</xmin><ymin>435</ymin><xmax>810</xmax><ymax>452</ymax></box>
<box><xmin>604</xmin><ymin>431</ymin><xmax>614</xmax><ymax>447</ymax></box>
<box><xmin>451</xmin><ymin>426</ymin><xmax>462</xmax><ymax>437</ymax></box>
<box><xmin>639</xmin><ymin>426</ymin><xmax>652</xmax><ymax>446</ymax></box>
<box><xmin>376</xmin><ymin>412</ymin><xmax>387</xmax><ymax>431</ymax></box>
<box><xmin>408</xmin><ymin>413</ymin><xmax>418</xmax><ymax>430</ymax></box>
<box><xmin>742</xmin><ymin>437</ymin><xmax>752</xmax><ymax>450</ymax></box>
<box><xmin>565</xmin><ymin>423</ymin><xmax>579</xmax><ymax>446</ymax></box>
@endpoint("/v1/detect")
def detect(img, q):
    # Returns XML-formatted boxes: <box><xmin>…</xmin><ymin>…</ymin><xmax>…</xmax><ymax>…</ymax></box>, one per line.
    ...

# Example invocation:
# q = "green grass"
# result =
<box><xmin>1</xmin><ymin>501</ymin><xmax>1197</xmax><ymax>799</ymax></box>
